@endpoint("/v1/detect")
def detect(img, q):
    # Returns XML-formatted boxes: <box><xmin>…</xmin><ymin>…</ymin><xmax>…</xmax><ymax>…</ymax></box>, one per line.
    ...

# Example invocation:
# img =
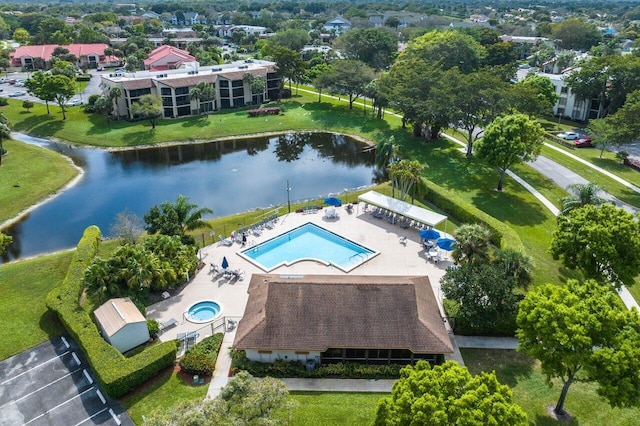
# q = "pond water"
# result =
<box><xmin>2</xmin><ymin>132</ymin><xmax>377</xmax><ymax>263</ymax></box>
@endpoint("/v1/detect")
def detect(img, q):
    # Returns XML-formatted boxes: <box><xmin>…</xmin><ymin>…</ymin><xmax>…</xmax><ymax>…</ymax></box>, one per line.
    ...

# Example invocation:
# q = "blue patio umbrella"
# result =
<box><xmin>436</xmin><ymin>238</ymin><xmax>456</xmax><ymax>251</ymax></box>
<box><xmin>419</xmin><ymin>228</ymin><xmax>441</xmax><ymax>240</ymax></box>
<box><xmin>221</xmin><ymin>256</ymin><xmax>229</xmax><ymax>269</ymax></box>
<box><xmin>324</xmin><ymin>197</ymin><xmax>343</xmax><ymax>207</ymax></box>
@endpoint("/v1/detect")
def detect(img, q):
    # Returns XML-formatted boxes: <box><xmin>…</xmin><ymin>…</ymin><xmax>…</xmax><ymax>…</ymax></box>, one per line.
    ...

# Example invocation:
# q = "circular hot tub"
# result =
<box><xmin>185</xmin><ymin>300</ymin><xmax>222</xmax><ymax>324</ymax></box>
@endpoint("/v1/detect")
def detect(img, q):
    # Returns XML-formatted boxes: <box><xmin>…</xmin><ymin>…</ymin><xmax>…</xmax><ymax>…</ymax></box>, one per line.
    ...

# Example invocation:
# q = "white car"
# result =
<box><xmin>67</xmin><ymin>99</ymin><xmax>83</xmax><ymax>106</ymax></box>
<box><xmin>557</xmin><ymin>131</ymin><xmax>580</xmax><ymax>140</ymax></box>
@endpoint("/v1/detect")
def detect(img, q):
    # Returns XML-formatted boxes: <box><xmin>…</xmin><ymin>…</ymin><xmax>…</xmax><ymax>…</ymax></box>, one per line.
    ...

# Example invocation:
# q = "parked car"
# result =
<box><xmin>66</xmin><ymin>99</ymin><xmax>83</xmax><ymax>106</ymax></box>
<box><xmin>8</xmin><ymin>91</ymin><xmax>26</xmax><ymax>97</ymax></box>
<box><xmin>0</xmin><ymin>77</ymin><xmax>9</xmax><ymax>83</ymax></box>
<box><xmin>574</xmin><ymin>137</ymin><xmax>593</xmax><ymax>148</ymax></box>
<box><xmin>557</xmin><ymin>131</ymin><xmax>580</xmax><ymax>140</ymax></box>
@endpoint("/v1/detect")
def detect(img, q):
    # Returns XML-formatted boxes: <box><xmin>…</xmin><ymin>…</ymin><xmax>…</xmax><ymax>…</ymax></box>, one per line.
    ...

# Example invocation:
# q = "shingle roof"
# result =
<box><xmin>11</xmin><ymin>43</ymin><xmax>108</xmax><ymax>61</ymax></box>
<box><xmin>143</xmin><ymin>45</ymin><xmax>196</xmax><ymax>68</ymax></box>
<box><xmin>94</xmin><ymin>297</ymin><xmax>146</xmax><ymax>337</ymax></box>
<box><xmin>234</xmin><ymin>274</ymin><xmax>453</xmax><ymax>354</ymax></box>
<box><xmin>157</xmin><ymin>74</ymin><xmax>218</xmax><ymax>88</ymax></box>
<box><xmin>122</xmin><ymin>78</ymin><xmax>154</xmax><ymax>90</ymax></box>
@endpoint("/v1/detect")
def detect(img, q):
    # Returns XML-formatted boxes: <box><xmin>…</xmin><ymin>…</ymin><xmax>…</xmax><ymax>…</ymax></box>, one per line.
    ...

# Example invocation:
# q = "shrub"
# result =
<box><xmin>147</xmin><ymin>318</ymin><xmax>159</xmax><ymax>339</ymax></box>
<box><xmin>76</xmin><ymin>74</ymin><xmax>91</xmax><ymax>81</ymax></box>
<box><xmin>617</xmin><ymin>150</ymin><xmax>630</xmax><ymax>163</ymax></box>
<box><xmin>0</xmin><ymin>97</ymin><xmax>8</xmax><ymax>106</ymax></box>
<box><xmin>46</xmin><ymin>226</ymin><xmax>177</xmax><ymax>398</ymax></box>
<box><xmin>178</xmin><ymin>334</ymin><xmax>224</xmax><ymax>376</ymax></box>
<box><xmin>248</xmin><ymin>107</ymin><xmax>281</xmax><ymax>117</ymax></box>
<box><xmin>420</xmin><ymin>177</ymin><xmax>524</xmax><ymax>252</ymax></box>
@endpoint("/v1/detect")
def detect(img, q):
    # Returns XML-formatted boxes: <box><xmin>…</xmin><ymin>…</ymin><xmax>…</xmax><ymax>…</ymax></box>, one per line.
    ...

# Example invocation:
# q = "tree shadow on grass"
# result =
<box><xmin>534</xmin><ymin>412</ymin><xmax>580</xmax><ymax>425</ymax></box>
<box><xmin>460</xmin><ymin>348</ymin><xmax>535</xmax><ymax>388</ymax></box>
<box><xmin>471</xmin><ymin>186</ymin><xmax>550</xmax><ymax>227</ymax></box>
<box><xmin>181</xmin><ymin>115</ymin><xmax>211</xmax><ymax>128</ymax></box>
<box><xmin>13</xmin><ymin>111</ymin><xmax>57</xmax><ymax>133</ymax></box>
<box><xmin>307</xmin><ymin>102</ymin><xmax>390</xmax><ymax>134</ymax></box>
<box><xmin>38</xmin><ymin>310</ymin><xmax>65</xmax><ymax>340</ymax></box>
<box><xmin>122</xmin><ymin>129</ymin><xmax>158</xmax><ymax>146</ymax></box>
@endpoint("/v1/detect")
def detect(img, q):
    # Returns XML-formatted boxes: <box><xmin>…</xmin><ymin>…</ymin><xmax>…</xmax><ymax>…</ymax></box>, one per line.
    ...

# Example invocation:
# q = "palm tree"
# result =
<box><xmin>109</xmin><ymin>87</ymin><xmax>122</xmax><ymax>121</ymax></box>
<box><xmin>492</xmin><ymin>247</ymin><xmax>533</xmax><ymax>289</ymax></box>
<box><xmin>387</xmin><ymin>159</ymin><xmax>423</xmax><ymax>202</ymax></box>
<box><xmin>375</xmin><ymin>136</ymin><xmax>399</xmax><ymax>170</ymax></box>
<box><xmin>174</xmin><ymin>195</ymin><xmax>213</xmax><ymax>232</ymax></box>
<box><xmin>452</xmin><ymin>223</ymin><xmax>492</xmax><ymax>266</ymax></box>
<box><xmin>189</xmin><ymin>86</ymin><xmax>202</xmax><ymax>115</ymax></box>
<box><xmin>561</xmin><ymin>182</ymin><xmax>605</xmax><ymax>215</ymax></box>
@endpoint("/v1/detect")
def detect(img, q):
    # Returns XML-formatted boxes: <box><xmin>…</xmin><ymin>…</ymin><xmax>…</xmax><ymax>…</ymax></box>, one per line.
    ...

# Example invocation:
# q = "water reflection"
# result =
<box><xmin>2</xmin><ymin>132</ymin><xmax>377</xmax><ymax>262</ymax></box>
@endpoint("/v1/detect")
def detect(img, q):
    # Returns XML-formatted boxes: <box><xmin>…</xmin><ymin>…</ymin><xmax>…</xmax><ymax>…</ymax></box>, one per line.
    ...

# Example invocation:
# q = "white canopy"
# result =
<box><xmin>358</xmin><ymin>190</ymin><xmax>447</xmax><ymax>228</ymax></box>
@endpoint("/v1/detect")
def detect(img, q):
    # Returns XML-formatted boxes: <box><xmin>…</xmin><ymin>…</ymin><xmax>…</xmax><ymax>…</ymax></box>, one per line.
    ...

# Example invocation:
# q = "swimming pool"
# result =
<box><xmin>239</xmin><ymin>222</ymin><xmax>378</xmax><ymax>272</ymax></box>
<box><xmin>185</xmin><ymin>300</ymin><xmax>222</xmax><ymax>324</ymax></box>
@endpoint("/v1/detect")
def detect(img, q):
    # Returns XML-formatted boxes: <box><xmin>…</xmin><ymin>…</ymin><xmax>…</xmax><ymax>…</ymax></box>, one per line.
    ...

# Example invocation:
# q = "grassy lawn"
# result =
<box><xmin>461</xmin><ymin>349</ymin><xmax>640</xmax><ymax>425</ymax></box>
<box><xmin>0</xmin><ymin>250</ymin><xmax>72</xmax><ymax>359</ymax></box>
<box><xmin>0</xmin><ymin>138</ymin><xmax>79</xmax><ymax>223</ymax></box>
<box><xmin>276</xmin><ymin>391</ymin><xmax>387</xmax><ymax>425</ymax></box>
<box><xmin>120</xmin><ymin>368</ymin><xmax>209</xmax><ymax>424</ymax></box>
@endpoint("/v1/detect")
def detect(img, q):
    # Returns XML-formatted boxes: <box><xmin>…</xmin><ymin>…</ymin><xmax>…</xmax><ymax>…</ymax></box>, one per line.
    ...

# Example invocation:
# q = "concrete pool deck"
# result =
<box><xmin>146</xmin><ymin>204</ymin><xmax>461</xmax><ymax>396</ymax></box>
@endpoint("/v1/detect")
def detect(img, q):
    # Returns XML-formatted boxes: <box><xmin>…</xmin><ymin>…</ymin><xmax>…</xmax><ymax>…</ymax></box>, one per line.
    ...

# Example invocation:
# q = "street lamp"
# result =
<box><xmin>286</xmin><ymin>179</ymin><xmax>292</xmax><ymax>213</ymax></box>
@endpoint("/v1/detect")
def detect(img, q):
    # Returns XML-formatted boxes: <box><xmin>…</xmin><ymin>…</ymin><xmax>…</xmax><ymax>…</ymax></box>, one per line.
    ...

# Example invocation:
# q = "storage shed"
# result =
<box><xmin>94</xmin><ymin>297</ymin><xmax>150</xmax><ymax>353</ymax></box>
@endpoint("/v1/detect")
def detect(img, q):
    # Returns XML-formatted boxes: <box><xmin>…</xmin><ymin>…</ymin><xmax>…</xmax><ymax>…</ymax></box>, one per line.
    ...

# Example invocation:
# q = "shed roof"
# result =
<box><xmin>94</xmin><ymin>297</ymin><xmax>146</xmax><ymax>338</ymax></box>
<box><xmin>358</xmin><ymin>190</ymin><xmax>447</xmax><ymax>227</ymax></box>
<box><xmin>234</xmin><ymin>274</ymin><xmax>453</xmax><ymax>354</ymax></box>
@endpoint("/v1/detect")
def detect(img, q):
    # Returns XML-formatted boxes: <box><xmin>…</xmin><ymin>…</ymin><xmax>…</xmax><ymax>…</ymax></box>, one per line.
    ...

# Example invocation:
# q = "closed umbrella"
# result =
<box><xmin>324</xmin><ymin>197</ymin><xmax>343</xmax><ymax>207</ymax></box>
<box><xmin>436</xmin><ymin>238</ymin><xmax>456</xmax><ymax>251</ymax></box>
<box><xmin>221</xmin><ymin>256</ymin><xmax>229</xmax><ymax>269</ymax></box>
<box><xmin>419</xmin><ymin>229</ymin><xmax>441</xmax><ymax>240</ymax></box>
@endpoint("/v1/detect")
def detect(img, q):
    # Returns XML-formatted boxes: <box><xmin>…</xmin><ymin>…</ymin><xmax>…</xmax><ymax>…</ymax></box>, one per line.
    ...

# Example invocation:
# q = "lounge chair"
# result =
<box><xmin>193</xmin><ymin>375</ymin><xmax>205</xmax><ymax>385</ymax></box>
<box><xmin>159</xmin><ymin>318</ymin><xmax>178</xmax><ymax>333</ymax></box>
<box><xmin>218</xmin><ymin>235</ymin><xmax>233</xmax><ymax>246</ymax></box>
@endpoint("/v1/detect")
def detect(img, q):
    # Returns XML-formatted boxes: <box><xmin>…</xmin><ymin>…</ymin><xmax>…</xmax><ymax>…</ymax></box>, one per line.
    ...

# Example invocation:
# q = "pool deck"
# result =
<box><xmin>146</xmin><ymin>204</ymin><xmax>460</xmax><ymax>395</ymax></box>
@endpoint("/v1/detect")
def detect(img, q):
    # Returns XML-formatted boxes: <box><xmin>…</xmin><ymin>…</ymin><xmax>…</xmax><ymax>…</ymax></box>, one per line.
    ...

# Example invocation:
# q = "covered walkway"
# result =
<box><xmin>358</xmin><ymin>190</ymin><xmax>447</xmax><ymax>228</ymax></box>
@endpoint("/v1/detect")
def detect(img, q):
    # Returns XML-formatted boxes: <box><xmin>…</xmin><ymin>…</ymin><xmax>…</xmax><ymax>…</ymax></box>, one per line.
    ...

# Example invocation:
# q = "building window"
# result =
<box><xmin>177</xmin><ymin>106</ymin><xmax>191</xmax><ymax>116</ymax></box>
<box><xmin>232</xmin><ymin>87</ymin><xmax>244</xmax><ymax>97</ymax></box>
<box><xmin>220</xmin><ymin>88</ymin><xmax>230</xmax><ymax>98</ymax></box>
<box><xmin>163</xmin><ymin>108</ymin><xmax>173</xmax><ymax>118</ymax></box>
<box><xmin>561</xmin><ymin>86</ymin><xmax>568</xmax><ymax>94</ymax></box>
<box><xmin>176</xmin><ymin>95</ymin><xmax>190</xmax><ymax>106</ymax></box>
<box><xmin>219</xmin><ymin>80</ymin><xmax>229</xmax><ymax>88</ymax></box>
<box><xmin>161</xmin><ymin>88</ymin><xmax>171</xmax><ymax>96</ymax></box>
<box><xmin>231</xmin><ymin>80</ymin><xmax>243</xmax><ymax>87</ymax></box>
<box><xmin>175</xmin><ymin>87</ymin><xmax>189</xmax><ymax>95</ymax></box>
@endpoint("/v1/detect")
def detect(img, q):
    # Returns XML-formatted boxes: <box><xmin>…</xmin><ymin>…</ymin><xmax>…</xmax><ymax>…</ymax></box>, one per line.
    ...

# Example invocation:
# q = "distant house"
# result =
<box><xmin>233</xmin><ymin>274</ymin><xmax>453</xmax><ymax>365</ymax></box>
<box><xmin>10</xmin><ymin>43</ymin><xmax>111</xmax><ymax>70</ymax></box>
<box><xmin>141</xmin><ymin>11</ymin><xmax>161</xmax><ymax>20</ymax></box>
<box><xmin>143</xmin><ymin>45</ymin><xmax>196</xmax><ymax>71</ymax></box>
<box><xmin>171</xmin><ymin>12</ymin><xmax>206</xmax><ymax>26</ymax></box>
<box><xmin>323</xmin><ymin>17</ymin><xmax>351</xmax><ymax>34</ymax></box>
<box><xmin>214</xmin><ymin>25</ymin><xmax>268</xmax><ymax>39</ymax></box>
<box><xmin>94</xmin><ymin>297</ymin><xmax>150</xmax><ymax>353</ymax></box>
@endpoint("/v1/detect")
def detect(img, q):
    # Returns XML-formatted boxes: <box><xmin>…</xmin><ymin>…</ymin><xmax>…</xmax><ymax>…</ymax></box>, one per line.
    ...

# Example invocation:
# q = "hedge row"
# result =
<box><xmin>443</xmin><ymin>299</ymin><xmax>518</xmax><ymax>337</ymax></box>
<box><xmin>46</xmin><ymin>226</ymin><xmax>177</xmax><ymax>398</ymax></box>
<box><xmin>231</xmin><ymin>350</ymin><xmax>403</xmax><ymax>379</ymax></box>
<box><xmin>179</xmin><ymin>334</ymin><xmax>224</xmax><ymax>376</ymax></box>
<box><xmin>420</xmin><ymin>177</ymin><xmax>524</xmax><ymax>252</ymax></box>
<box><xmin>248</xmin><ymin>107</ymin><xmax>280</xmax><ymax>117</ymax></box>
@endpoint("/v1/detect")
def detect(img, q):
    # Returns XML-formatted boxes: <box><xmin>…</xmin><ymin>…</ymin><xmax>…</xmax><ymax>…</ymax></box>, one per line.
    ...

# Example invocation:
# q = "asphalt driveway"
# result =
<box><xmin>0</xmin><ymin>336</ymin><xmax>133</xmax><ymax>426</ymax></box>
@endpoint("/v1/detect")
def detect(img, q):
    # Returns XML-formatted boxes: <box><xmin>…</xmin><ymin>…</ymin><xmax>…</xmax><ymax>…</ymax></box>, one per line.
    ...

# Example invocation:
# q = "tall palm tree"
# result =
<box><xmin>375</xmin><ymin>135</ymin><xmax>399</xmax><ymax>170</ymax></box>
<box><xmin>452</xmin><ymin>223</ymin><xmax>492</xmax><ymax>266</ymax></box>
<box><xmin>109</xmin><ymin>87</ymin><xmax>122</xmax><ymax>121</ymax></box>
<box><xmin>173</xmin><ymin>195</ymin><xmax>213</xmax><ymax>233</ymax></box>
<box><xmin>189</xmin><ymin>86</ymin><xmax>202</xmax><ymax>114</ymax></box>
<box><xmin>561</xmin><ymin>182</ymin><xmax>605</xmax><ymax>215</ymax></box>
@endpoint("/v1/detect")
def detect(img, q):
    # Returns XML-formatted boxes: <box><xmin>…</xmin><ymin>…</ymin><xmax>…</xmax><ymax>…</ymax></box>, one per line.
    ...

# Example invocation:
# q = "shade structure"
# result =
<box><xmin>419</xmin><ymin>229</ymin><xmax>441</xmax><ymax>240</ymax></box>
<box><xmin>436</xmin><ymin>238</ymin><xmax>456</xmax><ymax>251</ymax></box>
<box><xmin>221</xmin><ymin>256</ymin><xmax>229</xmax><ymax>269</ymax></box>
<box><xmin>358</xmin><ymin>190</ymin><xmax>447</xmax><ymax>228</ymax></box>
<box><xmin>324</xmin><ymin>197</ymin><xmax>343</xmax><ymax>207</ymax></box>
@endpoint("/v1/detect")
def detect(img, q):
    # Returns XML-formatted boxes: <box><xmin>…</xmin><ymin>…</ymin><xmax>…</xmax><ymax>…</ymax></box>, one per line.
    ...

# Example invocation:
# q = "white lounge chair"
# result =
<box><xmin>218</xmin><ymin>235</ymin><xmax>233</xmax><ymax>246</ymax></box>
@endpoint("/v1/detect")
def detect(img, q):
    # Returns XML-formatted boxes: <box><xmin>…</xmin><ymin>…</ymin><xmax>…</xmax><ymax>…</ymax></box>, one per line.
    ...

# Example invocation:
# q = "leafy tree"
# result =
<box><xmin>476</xmin><ymin>113</ymin><xmax>544</xmax><ymax>191</ymax></box>
<box><xmin>267</xmin><ymin>28</ymin><xmax>310</xmax><ymax>52</ymax></box>
<box><xmin>142</xmin><ymin>371</ymin><xmax>294</xmax><ymax>425</ymax></box>
<box><xmin>387</xmin><ymin>159</ymin><xmax>423</xmax><ymax>201</ymax></box>
<box><xmin>401</xmin><ymin>29</ymin><xmax>486</xmax><ymax>74</ymax></box>
<box><xmin>24</xmin><ymin>71</ymin><xmax>57</xmax><ymax>114</ymax></box>
<box><xmin>12</xmin><ymin>28</ymin><xmax>29</xmax><ymax>45</ymax></box>
<box><xmin>93</xmin><ymin>95</ymin><xmax>113</xmax><ymax>125</ymax></box>
<box><xmin>21</xmin><ymin>100</ymin><xmax>34</xmax><ymax>112</ymax></box>
<box><xmin>441</xmin><ymin>262</ymin><xmax>521</xmax><ymax>334</ymax></box>
<box><xmin>492</xmin><ymin>247</ymin><xmax>533</xmax><ymax>289</ymax></box>
<box><xmin>0</xmin><ymin>58</ymin><xmax>9</xmax><ymax>76</ymax></box>
<box><xmin>269</xmin><ymin>46</ymin><xmax>305</xmax><ymax>93</ymax></box>
<box><xmin>375</xmin><ymin>135</ymin><xmax>399</xmax><ymax>170</ymax></box>
<box><xmin>565</xmin><ymin>56</ymin><xmax>613</xmax><ymax>118</ymax></box>
<box><xmin>550</xmin><ymin>204</ymin><xmax>640</xmax><ymax>288</ymax></box>
<box><xmin>242</xmin><ymin>72</ymin><xmax>266</xmax><ymax>105</ymax></box>
<box><xmin>130</xmin><ymin>94</ymin><xmax>163</xmax><ymax>129</ymax></box>
<box><xmin>451</xmin><ymin>223</ymin><xmax>491</xmax><ymax>265</ymax></box>
<box><xmin>517</xmin><ymin>279</ymin><xmax>640</xmax><ymax>417</ymax></box>
<box><xmin>50</xmin><ymin>74</ymin><xmax>76</xmax><ymax>120</ymax></box>
<box><xmin>124</xmin><ymin>55</ymin><xmax>141</xmax><ymax>72</ymax></box>
<box><xmin>0</xmin><ymin>233</ymin><xmax>12</xmax><ymax>255</ymax></box>
<box><xmin>320</xmin><ymin>59</ymin><xmax>376</xmax><ymax>110</ymax></box>
<box><xmin>110</xmin><ymin>210</ymin><xmax>144</xmax><ymax>244</ymax></box>
<box><xmin>587</xmin><ymin>89</ymin><xmax>640</xmax><ymax>157</ymax></box>
<box><xmin>375</xmin><ymin>361</ymin><xmax>527</xmax><ymax>426</ymax></box>
<box><xmin>513</xmin><ymin>74</ymin><xmax>559</xmax><ymax>116</ymax></box>
<box><xmin>561</xmin><ymin>182</ymin><xmax>605</xmax><ymax>215</ymax></box>
<box><xmin>144</xmin><ymin>195</ymin><xmax>213</xmax><ymax>245</ymax></box>
<box><xmin>551</xmin><ymin>18</ymin><xmax>601</xmax><ymax>51</ymax></box>
<box><xmin>334</xmin><ymin>28</ymin><xmax>397</xmax><ymax>70</ymax></box>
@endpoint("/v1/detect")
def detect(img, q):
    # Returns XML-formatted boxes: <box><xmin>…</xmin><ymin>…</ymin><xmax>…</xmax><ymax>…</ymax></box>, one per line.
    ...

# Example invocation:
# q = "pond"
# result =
<box><xmin>2</xmin><ymin>132</ymin><xmax>378</xmax><ymax>263</ymax></box>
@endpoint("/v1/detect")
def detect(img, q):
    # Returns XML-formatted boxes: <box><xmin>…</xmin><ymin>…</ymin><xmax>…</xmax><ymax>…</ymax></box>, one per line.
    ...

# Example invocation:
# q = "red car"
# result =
<box><xmin>574</xmin><ymin>137</ymin><xmax>593</xmax><ymax>148</ymax></box>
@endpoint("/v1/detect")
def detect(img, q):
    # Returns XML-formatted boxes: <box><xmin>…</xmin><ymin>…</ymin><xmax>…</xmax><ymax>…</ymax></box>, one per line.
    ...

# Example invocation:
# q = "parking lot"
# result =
<box><xmin>0</xmin><ymin>70</ymin><xmax>105</xmax><ymax>105</ymax></box>
<box><xmin>0</xmin><ymin>336</ymin><xmax>133</xmax><ymax>426</ymax></box>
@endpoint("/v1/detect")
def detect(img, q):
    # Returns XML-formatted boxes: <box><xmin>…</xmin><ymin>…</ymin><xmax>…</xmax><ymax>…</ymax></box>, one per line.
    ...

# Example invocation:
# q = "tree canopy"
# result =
<box><xmin>551</xmin><ymin>18</ymin><xmax>601</xmax><ymax>51</ymax></box>
<box><xmin>143</xmin><ymin>195</ymin><xmax>213</xmax><ymax>245</ymax></box>
<box><xmin>334</xmin><ymin>28</ymin><xmax>398</xmax><ymax>70</ymax></box>
<box><xmin>319</xmin><ymin>59</ymin><xmax>376</xmax><ymax>110</ymax></box>
<box><xmin>375</xmin><ymin>361</ymin><xmax>527</xmax><ymax>426</ymax></box>
<box><xmin>550</xmin><ymin>203</ymin><xmax>640</xmax><ymax>287</ymax></box>
<box><xmin>517</xmin><ymin>279</ymin><xmax>640</xmax><ymax>417</ymax></box>
<box><xmin>130</xmin><ymin>94</ymin><xmax>163</xmax><ymax>129</ymax></box>
<box><xmin>476</xmin><ymin>113</ymin><xmax>544</xmax><ymax>191</ymax></box>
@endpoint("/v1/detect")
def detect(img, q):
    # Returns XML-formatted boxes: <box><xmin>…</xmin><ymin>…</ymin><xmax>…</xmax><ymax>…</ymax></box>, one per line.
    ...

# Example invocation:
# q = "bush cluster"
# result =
<box><xmin>420</xmin><ymin>177</ymin><xmax>525</xmax><ymax>252</ymax></box>
<box><xmin>231</xmin><ymin>350</ymin><xmax>403</xmax><ymax>379</ymax></box>
<box><xmin>0</xmin><ymin>98</ymin><xmax>8</xmax><ymax>106</ymax></box>
<box><xmin>76</xmin><ymin>74</ymin><xmax>91</xmax><ymax>82</ymax></box>
<box><xmin>178</xmin><ymin>334</ymin><xmax>224</xmax><ymax>376</ymax></box>
<box><xmin>46</xmin><ymin>226</ymin><xmax>177</xmax><ymax>398</ymax></box>
<box><xmin>248</xmin><ymin>107</ymin><xmax>281</xmax><ymax>117</ymax></box>
<box><xmin>443</xmin><ymin>299</ymin><xmax>519</xmax><ymax>336</ymax></box>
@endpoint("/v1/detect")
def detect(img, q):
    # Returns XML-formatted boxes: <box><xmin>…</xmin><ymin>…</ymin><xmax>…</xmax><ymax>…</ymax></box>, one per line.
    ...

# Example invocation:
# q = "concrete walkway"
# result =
<box><xmin>455</xmin><ymin>336</ymin><xmax>518</xmax><ymax>350</ymax></box>
<box><xmin>282</xmin><ymin>378</ymin><xmax>396</xmax><ymax>392</ymax></box>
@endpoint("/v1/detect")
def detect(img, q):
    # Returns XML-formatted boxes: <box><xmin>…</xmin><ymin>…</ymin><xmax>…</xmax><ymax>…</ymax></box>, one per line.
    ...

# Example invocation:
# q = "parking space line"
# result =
<box><xmin>0</xmin><ymin>350</ymin><xmax>70</xmax><ymax>385</ymax></box>
<box><xmin>14</xmin><ymin>367</ymin><xmax>82</xmax><ymax>403</ymax></box>
<box><xmin>72</xmin><ymin>407</ymin><xmax>109</xmax><ymax>426</ymax></box>
<box><xmin>24</xmin><ymin>387</ymin><xmax>95</xmax><ymax>425</ymax></box>
<box><xmin>109</xmin><ymin>408</ymin><xmax>122</xmax><ymax>425</ymax></box>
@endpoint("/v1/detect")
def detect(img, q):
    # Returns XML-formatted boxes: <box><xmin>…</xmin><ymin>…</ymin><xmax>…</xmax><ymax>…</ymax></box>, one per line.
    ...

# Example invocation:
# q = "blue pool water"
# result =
<box><xmin>239</xmin><ymin>222</ymin><xmax>378</xmax><ymax>272</ymax></box>
<box><xmin>186</xmin><ymin>300</ymin><xmax>222</xmax><ymax>323</ymax></box>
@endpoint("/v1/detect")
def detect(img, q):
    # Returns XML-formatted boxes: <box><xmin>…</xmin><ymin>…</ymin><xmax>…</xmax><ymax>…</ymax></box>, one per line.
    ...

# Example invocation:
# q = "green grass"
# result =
<box><xmin>0</xmin><ymin>138</ymin><xmax>79</xmax><ymax>223</ymax></box>
<box><xmin>277</xmin><ymin>391</ymin><xmax>387</xmax><ymax>425</ymax></box>
<box><xmin>120</xmin><ymin>368</ymin><xmax>208</xmax><ymax>424</ymax></box>
<box><xmin>461</xmin><ymin>349</ymin><xmax>640</xmax><ymax>425</ymax></box>
<box><xmin>0</xmin><ymin>250</ymin><xmax>72</xmax><ymax>359</ymax></box>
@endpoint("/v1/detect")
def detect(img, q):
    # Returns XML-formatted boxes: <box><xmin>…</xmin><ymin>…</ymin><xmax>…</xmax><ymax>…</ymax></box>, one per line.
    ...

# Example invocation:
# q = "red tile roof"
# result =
<box><xmin>143</xmin><ymin>45</ymin><xmax>196</xmax><ymax>69</ymax></box>
<box><xmin>233</xmin><ymin>274</ymin><xmax>453</xmax><ymax>354</ymax></box>
<box><xmin>11</xmin><ymin>43</ymin><xmax>108</xmax><ymax>61</ymax></box>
